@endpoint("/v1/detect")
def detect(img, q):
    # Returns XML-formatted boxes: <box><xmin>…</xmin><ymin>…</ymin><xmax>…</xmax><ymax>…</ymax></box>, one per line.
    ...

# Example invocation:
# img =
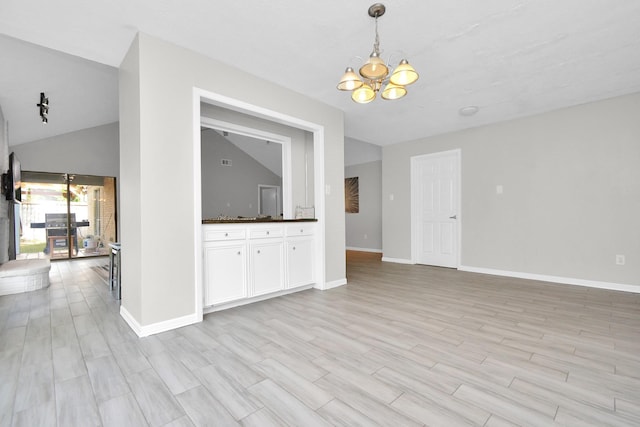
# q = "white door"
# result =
<box><xmin>411</xmin><ymin>150</ymin><xmax>460</xmax><ymax>268</ymax></box>
<box><xmin>259</xmin><ymin>186</ymin><xmax>279</xmax><ymax>217</ymax></box>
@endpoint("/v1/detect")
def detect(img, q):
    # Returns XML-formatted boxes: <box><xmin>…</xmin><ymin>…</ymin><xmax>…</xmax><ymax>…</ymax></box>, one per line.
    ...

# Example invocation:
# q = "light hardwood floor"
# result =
<box><xmin>1</xmin><ymin>251</ymin><xmax>639</xmax><ymax>426</ymax></box>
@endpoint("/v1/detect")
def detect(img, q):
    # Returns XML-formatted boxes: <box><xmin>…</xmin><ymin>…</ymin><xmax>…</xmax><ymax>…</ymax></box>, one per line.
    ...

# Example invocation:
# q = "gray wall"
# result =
<box><xmin>383</xmin><ymin>92</ymin><xmax>640</xmax><ymax>286</ymax></box>
<box><xmin>119</xmin><ymin>37</ymin><xmax>142</xmax><ymax>322</ymax></box>
<box><xmin>119</xmin><ymin>33</ymin><xmax>345</xmax><ymax>329</ymax></box>
<box><xmin>345</xmin><ymin>160</ymin><xmax>382</xmax><ymax>252</ymax></box>
<box><xmin>345</xmin><ymin>136</ymin><xmax>382</xmax><ymax>166</ymax></box>
<box><xmin>10</xmin><ymin>122</ymin><xmax>120</xmax><ymax>178</ymax></box>
<box><xmin>10</xmin><ymin>122</ymin><xmax>120</xmax><ymax>252</ymax></box>
<box><xmin>1</xmin><ymin>110</ymin><xmax>112</xmax><ymax>262</ymax></box>
<box><xmin>201</xmin><ymin>129</ymin><xmax>281</xmax><ymax>218</ymax></box>
<box><xmin>344</xmin><ymin>137</ymin><xmax>382</xmax><ymax>252</ymax></box>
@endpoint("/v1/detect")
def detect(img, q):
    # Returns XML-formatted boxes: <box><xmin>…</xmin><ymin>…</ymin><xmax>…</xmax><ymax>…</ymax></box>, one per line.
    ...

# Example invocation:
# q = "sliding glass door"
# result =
<box><xmin>18</xmin><ymin>171</ymin><xmax>117</xmax><ymax>260</ymax></box>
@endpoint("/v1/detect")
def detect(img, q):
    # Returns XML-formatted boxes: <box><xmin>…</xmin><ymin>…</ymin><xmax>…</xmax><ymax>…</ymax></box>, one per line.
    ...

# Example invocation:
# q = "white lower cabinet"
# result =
<box><xmin>203</xmin><ymin>222</ymin><xmax>315</xmax><ymax>309</ymax></box>
<box><xmin>250</xmin><ymin>240</ymin><xmax>284</xmax><ymax>296</ymax></box>
<box><xmin>286</xmin><ymin>237</ymin><xmax>314</xmax><ymax>288</ymax></box>
<box><xmin>203</xmin><ymin>241</ymin><xmax>247</xmax><ymax>305</ymax></box>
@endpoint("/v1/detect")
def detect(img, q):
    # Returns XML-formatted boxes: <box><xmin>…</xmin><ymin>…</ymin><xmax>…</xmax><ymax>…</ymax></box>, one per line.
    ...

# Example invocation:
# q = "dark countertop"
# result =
<box><xmin>202</xmin><ymin>218</ymin><xmax>317</xmax><ymax>224</ymax></box>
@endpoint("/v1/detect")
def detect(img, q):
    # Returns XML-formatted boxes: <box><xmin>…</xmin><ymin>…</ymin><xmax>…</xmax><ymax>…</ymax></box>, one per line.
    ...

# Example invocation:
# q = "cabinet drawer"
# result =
<box><xmin>249</xmin><ymin>227</ymin><xmax>283</xmax><ymax>239</ymax></box>
<box><xmin>203</xmin><ymin>228</ymin><xmax>246</xmax><ymax>241</ymax></box>
<box><xmin>286</xmin><ymin>224</ymin><xmax>315</xmax><ymax>236</ymax></box>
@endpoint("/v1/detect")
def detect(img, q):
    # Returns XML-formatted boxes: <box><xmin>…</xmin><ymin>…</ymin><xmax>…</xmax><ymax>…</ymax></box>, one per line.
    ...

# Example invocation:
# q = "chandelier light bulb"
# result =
<box><xmin>381</xmin><ymin>82</ymin><xmax>407</xmax><ymax>100</ymax></box>
<box><xmin>352</xmin><ymin>84</ymin><xmax>376</xmax><ymax>104</ymax></box>
<box><xmin>359</xmin><ymin>52</ymin><xmax>389</xmax><ymax>80</ymax></box>
<box><xmin>337</xmin><ymin>67</ymin><xmax>364</xmax><ymax>91</ymax></box>
<box><xmin>389</xmin><ymin>59</ymin><xmax>419</xmax><ymax>86</ymax></box>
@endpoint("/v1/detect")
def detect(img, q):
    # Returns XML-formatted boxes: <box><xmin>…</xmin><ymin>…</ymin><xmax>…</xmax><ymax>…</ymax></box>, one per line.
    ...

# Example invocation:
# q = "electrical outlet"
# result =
<box><xmin>364</xmin><ymin>234</ymin><xmax>368</xmax><ymax>240</ymax></box>
<box><xmin>616</xmin><ymin>255</ymin><xmax>625</xmax><ymax>265</ymax></box>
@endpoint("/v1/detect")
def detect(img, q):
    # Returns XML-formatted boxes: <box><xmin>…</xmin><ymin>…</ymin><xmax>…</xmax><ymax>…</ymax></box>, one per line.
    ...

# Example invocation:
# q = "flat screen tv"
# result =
<box><xmin>2</xmin><ymin>152</ymin><xmax>21</xmax><ymax>202</ymax></box>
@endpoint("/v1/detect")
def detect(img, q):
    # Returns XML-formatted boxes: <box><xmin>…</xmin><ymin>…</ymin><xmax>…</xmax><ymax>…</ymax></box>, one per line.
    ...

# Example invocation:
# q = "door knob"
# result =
<box><xmin>449</xmin><ymin>215</ymin><xmax>457</xmax><ymax>219</ymax></box>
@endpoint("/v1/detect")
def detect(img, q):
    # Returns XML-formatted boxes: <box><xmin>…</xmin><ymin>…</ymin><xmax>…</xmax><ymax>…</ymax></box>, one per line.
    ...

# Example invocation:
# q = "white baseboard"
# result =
<box><xmin>458</xmin><ymin>265</ymin><xmax>640</xmax><ymax>294</ymax></box>
<box><xmin>346</xmin><ymin>247</ymin><xmax>382</xmax><ymax>253</ymax></box>
<box><xmin>204</xmin><ymin>284</ymin><xmax>314</xmax><ymax>314</ymax></box>
<box><xmin>316</xmin><ymin>278</ymin><xmax>347</xmax><ymax>290</ymax></box>
<box><xmin>120</xmin><ymin>306</ymin><xmax>200</xmax><ymax>338</ymax></box>
<box><xmin>381</xmin><ymin>257</ymin><xmax>413</xmax><ymax>264</ymax></box>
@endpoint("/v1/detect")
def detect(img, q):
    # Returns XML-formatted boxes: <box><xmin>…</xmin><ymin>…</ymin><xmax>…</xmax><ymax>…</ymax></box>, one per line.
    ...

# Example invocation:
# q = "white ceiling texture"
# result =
<box><xmin>1</xmin><ymin>0</ymin><xmax>640</xmax><ymax>147</ymax></box>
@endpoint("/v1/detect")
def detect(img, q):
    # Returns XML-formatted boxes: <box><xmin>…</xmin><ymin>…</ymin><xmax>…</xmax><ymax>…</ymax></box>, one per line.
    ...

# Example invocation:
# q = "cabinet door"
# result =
<box><xmin>250</xmin><ymin>240</ymin><xmax>284</xmax><ymax>297</ymax></box>
<box><xmin>203</xmin><ymin>242</ymin><xmax>247</xmax><ymax>306</ymax></box>
<box><xmin>286</xmin><ymin>237</ymin><xmax>315</xmax><ymax>288</ymax></box>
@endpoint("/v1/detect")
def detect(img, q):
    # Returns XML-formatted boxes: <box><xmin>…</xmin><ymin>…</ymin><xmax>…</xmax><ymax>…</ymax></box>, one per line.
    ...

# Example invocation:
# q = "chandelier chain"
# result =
<box><xmin>373</xmin><ymin>16</ymin><xmax>381</xmax><ymax>55</ymax></box>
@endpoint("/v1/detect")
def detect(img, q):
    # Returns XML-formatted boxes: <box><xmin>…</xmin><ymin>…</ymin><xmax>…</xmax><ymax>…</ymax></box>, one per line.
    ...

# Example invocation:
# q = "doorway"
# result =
<box><xmin>411</xmin><ymin>150</ymin><xmax>460</xmax><ymax>268</ymax></box>
<box><xmin>259</xmin><ymin>185</ymin><xmax>281</xmax><ymax>217</ymax></box>
<box><xmin>18</xmin><ymin>171</ymin><xmax>117</xmax><ymax>260</ymax></box>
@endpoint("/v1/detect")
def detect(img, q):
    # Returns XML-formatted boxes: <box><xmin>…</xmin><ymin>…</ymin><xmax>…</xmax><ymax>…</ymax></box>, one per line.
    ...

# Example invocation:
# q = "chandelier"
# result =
<box><xmin>337</xmin><ymin>3</ymin><xmax>419</xmax><ymax>104</ymax></box>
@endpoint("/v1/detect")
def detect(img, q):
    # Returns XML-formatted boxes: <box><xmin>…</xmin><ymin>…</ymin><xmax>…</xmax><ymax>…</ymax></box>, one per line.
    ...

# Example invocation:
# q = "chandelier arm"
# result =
<box><xmin>386</xmin><ymin>52</ymin><xmax>402</xmax><ymax>67</ymax></box>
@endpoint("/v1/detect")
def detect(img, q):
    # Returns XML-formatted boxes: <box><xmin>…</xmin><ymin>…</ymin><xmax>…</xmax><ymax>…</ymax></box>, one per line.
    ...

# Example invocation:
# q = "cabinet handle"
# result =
<box><xmin>266</xmin><ymin>231</ymin><xmax>270</xmax><ymax>235</ymax></box>
<box><xmin>237</xmin><ymin>251</ymin><xmax>241</xmax><ymax>255</ymax></box>
<box><xmin>300</xmin><ymin>229</ymin><xmax>303</xmax><ymax>233</ymax></box>
<box><xmin>292</xmin><ymin>246</ymin><xmax>296</xmax><ymax>250</ymax></box>
<box><xmin>257</xmin><ymin>250</ymin><xmax>261</xmax><ymax>254</ymax></box>
<box><xmin>225</xmin><ymin>232</ymin><xmax>228</xmax><ymax>237</ymax></box>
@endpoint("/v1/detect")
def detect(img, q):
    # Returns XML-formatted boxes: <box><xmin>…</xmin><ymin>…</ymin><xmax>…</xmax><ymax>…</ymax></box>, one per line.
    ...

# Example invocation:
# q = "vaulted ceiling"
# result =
<box><xmin>1</xmin><ymin>1</ymin><xmax>640</xmax><ymax>147</ymax></box>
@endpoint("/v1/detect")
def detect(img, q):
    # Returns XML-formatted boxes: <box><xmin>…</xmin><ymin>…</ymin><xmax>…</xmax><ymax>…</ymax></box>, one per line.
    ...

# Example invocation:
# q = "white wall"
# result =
<box><xmin>0</xmin><ymin>106</ymin><xmax>9</xmax><ymax>263</ymax></box>
<box><xmin>119</xmin><ymin>33</ymin><xmax>345</xmax><ymax>331</ymax></box>
<box><xmin>383</xmin><ymin>92</ymin><xmax>640</xmax><ymax>288</ymax></box>
<box><xmin>345</xmin><ymin>161</ymin><xmax>382</xmax><ymax>252</ymax></box>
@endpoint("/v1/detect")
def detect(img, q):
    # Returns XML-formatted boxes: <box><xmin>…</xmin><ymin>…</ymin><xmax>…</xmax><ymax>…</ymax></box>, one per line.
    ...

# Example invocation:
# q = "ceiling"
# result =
<box><xmin>1</xmin><ymin>1</ymin><xmax>640</xmax><ymax>147</ymax></box>
<box><xmin>208</xmin><ymin>129</ymin><xmax>283</xmax><ymax>178</ymax></box>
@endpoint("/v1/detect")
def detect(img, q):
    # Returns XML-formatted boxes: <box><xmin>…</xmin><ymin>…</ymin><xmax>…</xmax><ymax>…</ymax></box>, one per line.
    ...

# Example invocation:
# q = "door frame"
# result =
<box><xmin>410</xmin><ymin>149</ymin><xmax>462</xmax><ymax>267</ymax></box>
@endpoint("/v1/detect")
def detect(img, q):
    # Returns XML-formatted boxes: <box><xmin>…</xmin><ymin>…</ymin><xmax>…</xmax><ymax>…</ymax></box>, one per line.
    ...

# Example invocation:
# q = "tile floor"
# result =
<box><xmin>1</xmin><ymin>252</ymin><xmax>639</xmax><ymax>426</ymax></box>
